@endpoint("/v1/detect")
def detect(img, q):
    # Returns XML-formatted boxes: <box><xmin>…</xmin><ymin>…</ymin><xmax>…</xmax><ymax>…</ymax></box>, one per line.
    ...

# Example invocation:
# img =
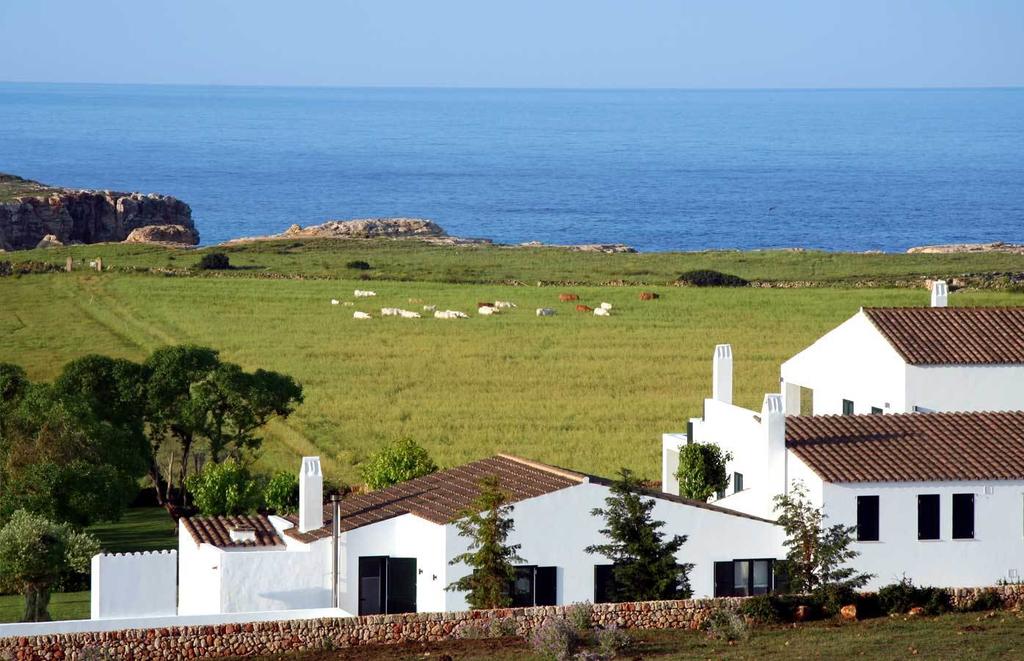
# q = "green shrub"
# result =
<box><xmin>853</xmin><ymin>591</ymin><xmax>882</xmax><ymax>619</ymax></box>
<box><xmin>677</xmin><ymin>269</ymin><xmax>749</xmax><ymax>287</ymax></box>
<box><xmin>529</xmin><ymin>616</ymin><xmax>580</xmax><ymax>660</ymax></box>
<box><xmin>877</xmin><ymin>577</ymin><xmax>951</xmax><ymax>615</ymax></box>
<box><xmin>703</xmin><ymin>608</ymin><xmax>750</xmax><ymax>642</ymax></box>
<box><xmin>595</xmin><ymin>623</ymin><xmax>632</xmax><ymax>656</ymax></box>
<box><xmin>346</xmin><ymin>260</ymin><xmax>372</xmax><ymax>270</ymax></box>
<box><xmin>263</xmin><ymin>471</ymin><xmax>300</xmax><ymax>514</ymax></box>
<box><xmin>959</xmin><ymin>589</ymin><xmax>1004</xmax><ymax>613</ymax></box>
<box><xmin>198</xmin><ymin>252</ymin><xmax>231</xmax><ymax>270</ymax></box>
<box><xmin>186</xmin><ymin>460</ymin><xmax>261</xmax><ymax>516</ymax></box>
<box><xmin>360</xmin><ymin>439</ymin><xmax>438</xmax><ymax>490</ymax></box>
<box><xmin>675</xmin><ymin>442</ymin><xmax>732</xmax><ymax>501</ymax></box>
<box><xmin>565</xmin><ymin>601</ymin><xmax>593</xmax><ymax>632</ymax></box>
<box><xmin>739</xmin><ymin>594</ymin><xmax>782</xmax><ymax>624</ymax></box>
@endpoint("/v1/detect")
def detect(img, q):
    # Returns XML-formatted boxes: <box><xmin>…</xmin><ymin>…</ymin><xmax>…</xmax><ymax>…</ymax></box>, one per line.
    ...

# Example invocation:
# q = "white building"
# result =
<box><xmin>175</xmin><ymin>454</ymin><xmax>785</xmax><ymax>616</ymax></box>
<box><xmin>663</xmin><ymin>297</ymin><xmax>1024</xmax><ymax>589</ymax></box>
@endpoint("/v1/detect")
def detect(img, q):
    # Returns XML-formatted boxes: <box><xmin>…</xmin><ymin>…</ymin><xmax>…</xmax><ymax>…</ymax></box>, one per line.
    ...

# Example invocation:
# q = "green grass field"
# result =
<box><xmin>2</xmin><ymin>265</ymin><xmax>1021</xmax><ymax>484</ymax></box>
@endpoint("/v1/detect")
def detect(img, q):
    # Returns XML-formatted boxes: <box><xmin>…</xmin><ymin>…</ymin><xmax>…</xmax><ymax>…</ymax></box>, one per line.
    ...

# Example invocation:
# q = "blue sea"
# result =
<box><xmin>1</xmin><ymin>83</ymin><xmax>1022</xmax><ymax>252</ymax></box>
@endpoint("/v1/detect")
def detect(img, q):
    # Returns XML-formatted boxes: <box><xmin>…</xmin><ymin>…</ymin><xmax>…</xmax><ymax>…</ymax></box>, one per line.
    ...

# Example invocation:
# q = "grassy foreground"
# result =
<box><xmin>1</xmin><ymin>265</ymin><xmax>1022</xmax><ymax>483</ymax></box>
<box><xmin>261</xmin><ymin>610</ymin><xmax>1024</xmax><ymax>660</ymax></box>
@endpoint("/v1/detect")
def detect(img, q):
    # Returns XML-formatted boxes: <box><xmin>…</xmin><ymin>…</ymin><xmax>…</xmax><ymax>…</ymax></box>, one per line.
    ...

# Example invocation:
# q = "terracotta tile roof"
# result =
<box><xmin>786</xmin><ymin>411</ymin><xmax>1024</xmax><ymax>483</ymax></box>
<box><xmin>180</xmin><ymin>514</ymin><xmax>283</xmax><ymax>548</ymax></box>
<box><xmin>863</xmin><ymin>307</ymin><xmax>1024</xmax><ymax>365</ymax></box>
<box><xmin>284</xmin><ymin>454</ymin><xmax>777</xmax><ymax>542</ymax></box>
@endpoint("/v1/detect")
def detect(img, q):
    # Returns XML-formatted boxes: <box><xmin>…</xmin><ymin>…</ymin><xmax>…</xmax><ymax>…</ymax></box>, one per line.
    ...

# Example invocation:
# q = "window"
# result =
<box><xmin>714</xmin><ymin>559</ymin><xmax>776</xmax><ymax>597</ymax></box>
<box><xmin>918</xmin><ymin>494</ymin><xmax>940</xmax><ymax>540</ymax></box>
<box><xmin>952</xmin><ymin>493</ymin><xmax>975</xmax><ymax>540</ymax></box>
<box><xmin>857</xmin><ymin>495</ymin><xmax>880</xmax><ymax>541</ymax></box>
<box><xmin>871</xmin><ymin>407</ymin><xmax>883</xmax><ymax>415</ymax></box>
<box><xmin>842</xmin><ymin>399</ymin><xmax>855</xmax><ymax>415</ymax></box>
<box><xmin>593</xmin><ymin>565</ymin><xmax>616</xmax><ymax>604</ymax></box>
<box><xmin>733</xmin><ymin>473</ymin><xmax>744</xmax><ymax>493</ymax></box>
<box><xmin>511</xmin><ymin>565</ymin><xmax>557</xmax><ymax>606</ymax></box>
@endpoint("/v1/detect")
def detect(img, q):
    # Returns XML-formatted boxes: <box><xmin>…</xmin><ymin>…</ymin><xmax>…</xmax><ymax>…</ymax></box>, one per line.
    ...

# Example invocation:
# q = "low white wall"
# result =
<box><xmin>90</xmin><ymin>550</ymin><xmax>178</xmax><ymax>619</ymax></box>
<box><xmin>219</xmin><ymin>544</ymin><xmax>332</xmax><ymax>613</ymax></box>
<box><xmin>177</xmin><ymin>525</ymin><xmax>223</xmax><ymax>615</ymax></box>
<box><xmin>824</xmin><ymin>479</ymin><xmax>1024</xmax><ymax>589</ymax></box>
<box><xmin>0</xmin><ymin>607</ymin><xmax>351</xmax><ymax>640</ymax></box>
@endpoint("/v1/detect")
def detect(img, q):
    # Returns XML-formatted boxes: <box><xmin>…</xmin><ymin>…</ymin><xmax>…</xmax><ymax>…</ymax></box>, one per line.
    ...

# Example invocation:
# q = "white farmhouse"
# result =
<box><xmin>176</xmin><ymin>454</ymin><xmax>784</xmax><ymax>616</ymax></box>
<box><xmin>663</xmin><ymin>297</ymin><xmax>1024</xmax><ymax>590</ymax></box>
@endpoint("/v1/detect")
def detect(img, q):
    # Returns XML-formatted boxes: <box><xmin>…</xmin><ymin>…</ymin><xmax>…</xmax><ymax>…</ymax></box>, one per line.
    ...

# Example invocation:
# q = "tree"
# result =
<box><xmin>0</xmin><ymin>362</ymin><xmax>30</xmax><ymax>439</ymax></box>
<box><xmin>143</xmin><ymin>345</ymin><xmax>303</xmax><ymax>505</ymax></box>
<box><xmin>361</xmin><ymin>438</ymin><xmax>438</xmax><ymax>490</ymax></box>
<box><xmin>586</xmin><ymin>468</ymin><xmax>693</xmax><ymax>602</ymax></box>
<box><xmin>675</xmin><ymin>442</ymin><xmax>732</xmax><ymax>502</ymax></box>
<box><xmin>0</xmin><ymin>510</ymin><xmax>99</xmax><ymax>622</ymax></box>
<box><xmin>198</xmin><ymin>252</ymin><xmax>231</xmax><ymax>270</ymax></box>
<box><xmin>446</xmin><ymin>476</ymin><xmax>525</xmax><ymax>609</ymax></box>
<box><xmin>264</xmin><ymin>470</ymin><xmax>300</xmax><ymax>513</ymax></box>
<box><xmin>185</xmin><ymin>460</ymin><xmax>262</xmax><ymax>516</ymax></box>
<box><xmin>773</xmin><ymin>481</ymin><xmax>871</xmax><ymax>609</ymax></box>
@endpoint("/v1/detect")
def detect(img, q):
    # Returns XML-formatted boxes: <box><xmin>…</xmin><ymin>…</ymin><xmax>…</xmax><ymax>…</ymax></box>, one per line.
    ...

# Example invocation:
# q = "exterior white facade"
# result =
<box><xmin>91</xmin><ymin>551</ymin><xmax>177</xmax><ymax>619</ymax></box>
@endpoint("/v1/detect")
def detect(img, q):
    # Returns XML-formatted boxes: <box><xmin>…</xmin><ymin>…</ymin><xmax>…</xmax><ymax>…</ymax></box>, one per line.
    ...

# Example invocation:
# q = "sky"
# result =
<box><xmin>0</xmin><ymin>0</ymin><xmax>1021</xmax><ymax>89</ymax></box>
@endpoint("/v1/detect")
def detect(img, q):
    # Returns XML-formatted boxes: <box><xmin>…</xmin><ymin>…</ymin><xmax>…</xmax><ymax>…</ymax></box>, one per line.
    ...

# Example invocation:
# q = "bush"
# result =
<box><xmin>739</xmin><ymin>594</ymin><xmax>782</xmax><ymax>625</ymax></box>
<box><xmin>877</xmin><ymin>577</ymin><xmax>951</xmax><ymax>615</ymax></box>
<box><xmin>677</xmin><ymin>269</ymin><xmax>749</xmax><ymax>287</ymax></box>
<box><xmin>675</xmin><ymin>443</ymin><xmax>732</xmax><ymax>502</ymax></box>
<box><xmin>263</xmin><ymin>471</ymin><xmax>300</xmax><ymax>514</ymax></box>
<box><xmin>817</xmin><ymin>583</ymin><xmax>857</xmax><ymax>617</ymax></box>
<box><xmin>595</xmin><ymin>624</ymin><xmax>632</xmax><ymax>657</ymax></box>
<box><xmin>959</xmin><ymin>589</ymin><xmax>1004</xmax><ymax>613</ymax></box>
<box><xmin>345</xmin><ymin>260</ymin><xmax>372</xmax><ymax>270</ymax></box>
<box><xmin>565</xmin><ymin>601</ymin><xmax>593</xmax><ymax>632</ymax></box>
<box><xmin>361</xmin><ymin>439</ymin><xmax>438</xmax><ymax>490</ymax></box>
<box><xmin>703</xmin><ymin>608</ymin><xmax>750</xmax><ymax>642</ymax></box>
<box><xmin>186</xmin><ymin>460</ymin><xmax>261</xmax><ymax>516</ymax></box>
<box><xmin>853</xmin><ymin>591</ymin><xmax>882</xmax><ymax>619</ymax></box>
<box><xmin>458</xmin><ymin>617</ymin><xmax>517</xmax><ymax>639</ymax></box>
<box><xmin>197</xmin><ymin>252</ymin><xmax>231</xmax><ymax>270</ymax></box>
<box><xmin>530</xmin><ymin>616</ymin><xmax>581</xmax><ymax>660</ymax></box>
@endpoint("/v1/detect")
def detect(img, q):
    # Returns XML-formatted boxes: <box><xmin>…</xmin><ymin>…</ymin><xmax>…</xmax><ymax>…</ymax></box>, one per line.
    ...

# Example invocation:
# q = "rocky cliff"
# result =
<box><xmin>0</xmin><ymin>173</ymin><xmax>198</xmax><ymax>250</ymax></box>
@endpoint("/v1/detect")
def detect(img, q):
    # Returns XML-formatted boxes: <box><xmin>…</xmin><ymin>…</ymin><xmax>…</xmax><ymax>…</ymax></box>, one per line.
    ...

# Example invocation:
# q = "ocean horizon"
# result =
<box><xmin>1</xmin><ymin>82</ymin><xmax>1022</xmax><ymax>252</ymax></box>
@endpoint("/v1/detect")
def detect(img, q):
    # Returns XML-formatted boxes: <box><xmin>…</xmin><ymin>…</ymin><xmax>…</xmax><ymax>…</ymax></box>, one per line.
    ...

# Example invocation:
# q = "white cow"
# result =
<box><xmin>536</xmin><ymin>308</ymin><xmax>556</xmax><ymax>317</ymax></box>
<box><xmin>494</xmin><ymin>301</ymin><xmax>517</xmax><ymax>309</ymax></box>
<box><xmin>423</xmin><ymin>304</ymin><xmax>437</xmax><ymax>312</ymax></box>
<box><xmin>434</xmin><ymin>310</ymin><xmax>468</xmax><ymax>319</ymax></box>
<box><xmin>478</xmin><ymin>306</ymin><xmax>497</xmax><ymax>316</ymax></box>
<box><xmin>331</xmin><ymin>299</ymin><xmax>340</xmax><ymax>305</ymax></box>
<box><xmin>353</xmin><ymin>311</ymin><xmax>372</xmax><ymax>320</ymax></box>
<box><xmin>381</xmin><ymin>307</ymin><xmax>402</xmax><ymax>317</ymax></box>
<box><xmin>354</xmin><ymin>290</ymin><xmax>377</xmax><ymax>298</ymax></box>
<box><xmin>594</xmin><ymin>307</ymin><xmax>610</xmax><ymax>317</ymax></box>
<box><xmin>399</xmin><ymin>309</ymin><xmax>421</xmax><ymax>319</ymax></box>
<box><xmin>599</xmin><ymin>302</ymin><xmax>613</xmax><ymax>310</ymax></box>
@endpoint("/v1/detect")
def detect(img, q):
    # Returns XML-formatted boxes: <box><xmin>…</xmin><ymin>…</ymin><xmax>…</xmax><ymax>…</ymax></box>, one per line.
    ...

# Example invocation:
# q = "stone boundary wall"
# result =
<box><xmin>2</xmin><ymin>586</ymin><xmax>1022</xmax><ymax>660</ymax></box>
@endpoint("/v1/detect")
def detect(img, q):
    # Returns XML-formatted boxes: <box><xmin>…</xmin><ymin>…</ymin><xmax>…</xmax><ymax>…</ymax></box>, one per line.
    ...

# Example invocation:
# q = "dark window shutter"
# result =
<box><xmin>857</xmin><ymin>495</ymin><xmax>880</xmax><ymax>541</ymax></box>
<box><xmin>714</xmin><ymin>561</ymin><xmax>734</xmax><ymax>598</ymax></box>
<box><xmin>952</xmin><ymin>493</ymin><xmax>975</xmax><ymax>540</ymax></box>
<box><xmin>918</xmin><ymin>494</ymin><xmax>940</xmax><ymax>540</ymax></box>
<box><xmin>535</xmin><ymin>567</ymin><xmax>557</xmax><ymax>606</ymax></box>
<box><xmin>594</xmin><ymin>565</ymin><xmax>615</xmax><ymax>604</ymax></box>
<box><xmin>842</xmin><ymin>399</ymin><xmax>855</xmax><ymax>415</ymax></box>
<box><xmin>385</xmin><ymin>557</ymin><xmax>417</xmax><ymax>614</ymax></box>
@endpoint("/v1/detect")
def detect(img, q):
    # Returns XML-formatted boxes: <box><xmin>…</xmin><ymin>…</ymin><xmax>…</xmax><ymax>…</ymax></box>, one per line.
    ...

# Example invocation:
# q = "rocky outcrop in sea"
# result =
<box><xmin>0</xmin><ymin>173</ymin><xmax>197</xmax><ymax>251</ymax></box>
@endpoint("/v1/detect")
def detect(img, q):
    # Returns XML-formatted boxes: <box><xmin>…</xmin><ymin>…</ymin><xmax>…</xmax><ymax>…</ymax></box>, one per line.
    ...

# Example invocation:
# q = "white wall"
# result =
<box><xmin>906</xmin><ymin>364</ymin><xmax>1024</xmax><ymax>413</ymax></box>
<box><xmin>445</xmin><ymin>482</ymin><xmax>784</xmax><ymax>608</ymax></box>
<box><xmin>781</xmin><ymin>312</ymin><xmax>908</xmax><ymax>415</ymax></box>
<box><xmin>177</xmin><ymin>525</ymin><xmax>223</xmax><ymax>616</ymax></box>
<box><xmin>219</xmin><ymin>543</ymin><xmax>331</xmax><ymax>613</ymax></box>
<box><xmin>338</xmin><ymin>514</ymin><xmax>448</xmax><ymax>615</ymax></box>
<box><xmin>823</xmin><ymin>480</ymin><xmax>1024</xmax><ymax>589</ymax></box>
<box><xmin>661</xmin><ymin>432</ymin><xmax>687</xmax><ymax>495</ymax></box>
<box><xmin>91</xmin><ymin>551</ymin><xmax>177</xmax><ymax>620</ymax></box>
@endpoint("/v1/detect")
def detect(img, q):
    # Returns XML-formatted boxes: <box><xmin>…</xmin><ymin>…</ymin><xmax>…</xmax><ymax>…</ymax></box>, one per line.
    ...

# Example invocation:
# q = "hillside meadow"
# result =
<box><xmin>2</xmin><ymin>264</ymin><xmax>1021</xmax><ymax>484</ymax></box>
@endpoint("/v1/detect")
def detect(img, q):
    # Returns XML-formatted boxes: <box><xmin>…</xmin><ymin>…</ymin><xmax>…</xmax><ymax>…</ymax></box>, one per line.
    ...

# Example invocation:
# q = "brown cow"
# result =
<box><xmin>576</xmin><ymin>304</ymin><xmax>593</xmax><ymax>312</ymax></box>
<box><xmin>477</xmin><ymin>301</ymin><xmax>494</xmax><ymax>308</ymax></box>
<box><xmin>559</xmin><ymin>293</ymin><xmax>579</xmax><ymax>302</ymax></box>
<box><xmin>639</xmin><ymin>291</ymin><xmax>660</xmax><ymax>301</ymax></box>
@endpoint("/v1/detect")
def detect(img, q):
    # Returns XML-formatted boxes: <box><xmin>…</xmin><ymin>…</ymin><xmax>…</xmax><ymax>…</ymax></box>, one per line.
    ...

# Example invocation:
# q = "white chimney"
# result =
<box><xmin>228</xmin><ymin>527</ymin><xmax>256</xmax><ymax>543</ymax></box>
<box><xmin>761</xmin><ymin>394</ymin><xmax>787</xmax><ymax>497</ymax></box>
<box><xmin>712</xmin><ymin>344</ymin><xmax>733</xmax><ymax>405</ymax></box>
<box><xmin>931</xmin><ymin>280</ymin><xmax>948</xmax><ymax>308</ymax></box>
<box><xmin>298</xmin><ymin>456</ymin><xmax>324</xmax><ymax>533</ymax></box>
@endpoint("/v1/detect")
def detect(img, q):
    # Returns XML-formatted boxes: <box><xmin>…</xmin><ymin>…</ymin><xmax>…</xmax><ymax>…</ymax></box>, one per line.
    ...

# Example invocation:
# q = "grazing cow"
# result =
<box><xmin>639</xmin><ymin>292</ymin><xmax>660</xmax><ymax>301</ymax></box>
<box><xmin>353</xmin><ymin>311</ymin><xmax>372</xmax><ymax>319</ymax></box>
<box><xmin>559</xmin><ymin>293</ymin><xmax>579</xmax><ymax>302</ymax></box>
<box><xmin>434</xmin><ymin>310</ymin><xmax>468</xmax><ymax>319</ymax></box>
<box><xmin>478</xmin><ymin>306</ymin><xmax>497</xmax><ymax>316</ymax></box>
<box><xmin>536</xmin><ymin>308</ymin><xmax>556</xmax><ymax>317</ymax></box>
<box><xmin>477</xmin><ymin>301</ymin><xmax>494</xmax><ymax>308</ymax></box>
<box><xmin>576</xmin><ymin>304</ymin><xmax>593</xmax><ymax>313</ymax></box>
<box><xmin>599</xmin><ymin>302</ymin><xmax>613</xmax><ymax>310</ymax></box>
<box><xmin>594</xmin><ymin>307</ymin><xmax>610</xmax><ymax>317</ymax></box>
<box><xmin>381</xmin><ymin>307</ymin><xmax>401</xmax><ymax>317</ymax></box>
<box><xmin>423</xmin><ymin>304</ymin><xmax>437</xmax><ymax>312</ymax></box>
<box><xmin>408</xmin><ymin>298</ymin><xmax>423</xmax><ymax>304</ymax></box>
<box><xmin>331</xmin><ymin>299</ymin><xmax>340</xmax><ymax>305</ymax></box>
<box><xmin>354</xmin><ymin>290</ymin><xmax>377</xmax><ymax>298</ymax></box>
<box><xmin>494</xmin><ymin>301</ymin><xmax>516</xmax><ymax>309</ymax></box>
<box><xmin>399</xmin><ymin>309</ymin><xmax>421</xmax><ymax>319</ymax></box>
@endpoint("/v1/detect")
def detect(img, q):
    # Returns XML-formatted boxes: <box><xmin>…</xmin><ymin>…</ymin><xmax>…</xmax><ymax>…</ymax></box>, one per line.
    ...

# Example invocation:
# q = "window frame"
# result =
<box><xmin>856</xmin><ymin>495</ymin><xmax>880</xmax><ymax>541</ymax></box>
<box><xmin>917</xmin><ymin>494</ymin><xmax>941</xmax><ymax>540</ymax></box>
<box><xmin>952</xmin><ymin>493</ymin><xmax>975</xmax><ymax>540</ymax></box>
<box><xmin>842</xmin><ymin>399</ymin><xmax>855</xmax><ymax>415</ymax></box>
<box><xmin>733</xmin><ymin>472</ymin><xmax>744</xmax><ymax>493</ymax></box>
